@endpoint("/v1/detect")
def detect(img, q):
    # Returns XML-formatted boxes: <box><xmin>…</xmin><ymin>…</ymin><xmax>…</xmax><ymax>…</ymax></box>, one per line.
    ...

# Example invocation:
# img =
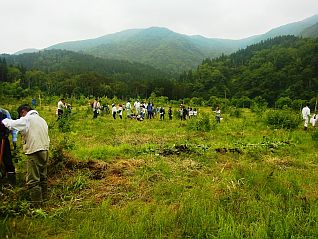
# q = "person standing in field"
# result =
<box><xmin>125</xmin><ymin>100</ymin><xmax>132</xmax><ymax>117</ymax></box>
<box><xmin>118</xmin><ymin>104</ymin><xmax>123</xmax><ymax>119</ymax></box>
<box><xmin>0</xmin><ymin>108</ymin><xmax>18</xmax><ymax>185</ymax></box>
<box><xmin>134</xmin><ymin>100</ymin><xmax>141</xmax><ymax>116</ymax></box>
<box><xmin>311</xmin><ymin>114</ymin><xmax>317</xmax><ymax>127</ymax></box>
<box><xmin>214</xmin><ymin>106</ymin><xmax>221</xmax><ymax>123</ymax></box>
<box><xmin>159</xmin><ymin>107</ymin><xmax>165</xmax><ymax>120</ymax></box>
<box><xmin>57</xmin><ymin>98</ymin><xmax>66</xmax><ymax>120</ymax></box>
<box><xmin>112</xmin><ymin>103</ymin><xmax>117</xmax><ymax>119</ymax></box>
<box><xmin>2</xmin><ymin>104</ymin><xmax>50</xmax><ymax>206</ymax></box>
<box><xmin>168</xmin><ymin>107</ymin><xmax>173</xmax><ymax>120</ymax></box>
<box><xmin>302</xmin><ymin>103</ymin><xmax>311</xmax><ymax>130</ymax></box>
<box><xmin>92</xmin><ymin>98</ymin><xmax>101</xmax><ymax>119</ymax></box>
<box><xmin>147</xmin><ymin>102</ymin><xmax>153</xmax><ymax>119</ymax></box>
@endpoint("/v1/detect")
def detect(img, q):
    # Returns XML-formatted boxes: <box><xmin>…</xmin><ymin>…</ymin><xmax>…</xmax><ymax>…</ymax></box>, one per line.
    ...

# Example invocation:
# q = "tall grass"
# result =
<box><xmin>1</xmin><ymin>103</ymin><xmax>318</xmax><ymax>238</ymax></box>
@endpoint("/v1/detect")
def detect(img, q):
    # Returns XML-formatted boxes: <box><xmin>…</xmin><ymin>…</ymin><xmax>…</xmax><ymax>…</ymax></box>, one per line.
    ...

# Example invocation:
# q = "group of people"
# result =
<box><xmin>302</xmin><ymin>103</ymin><xmax>317</xmax><ymax>130</ymax></box>
<box><xmin>90</xmin><ymin>99</ymin><xmax>201</xmax><ymax>121</ymax></box>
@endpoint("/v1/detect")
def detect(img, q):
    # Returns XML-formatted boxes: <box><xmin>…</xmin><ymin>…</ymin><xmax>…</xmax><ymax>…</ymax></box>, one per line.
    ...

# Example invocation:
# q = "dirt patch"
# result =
<box><xmin>160</xmin><ymin>144</ymin><xmax>192</xmax><ymax>156</ymax></box>
<box><xmin>215</xmin><ymin>148</ymin><xmax>242</xmax><ymax>154</ymax></box>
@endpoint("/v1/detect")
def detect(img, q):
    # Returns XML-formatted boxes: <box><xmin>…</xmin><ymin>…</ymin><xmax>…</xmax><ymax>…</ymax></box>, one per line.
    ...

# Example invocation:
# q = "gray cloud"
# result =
<box><xmin>1</xmin><ymin>0</ymin><xmax>317</xmax><ymax>53</ymax></box>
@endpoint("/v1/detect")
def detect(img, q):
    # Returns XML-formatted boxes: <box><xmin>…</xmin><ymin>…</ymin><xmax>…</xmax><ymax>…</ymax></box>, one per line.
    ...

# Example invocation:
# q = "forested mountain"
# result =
<box><xmin>1</xmin><ymin>50</ymin><xmax>173</xmax><ymax>98</ymax></box>
<box><xmin>47</xmin><ymin>27</ymin><xmax>236</xmax><ymax>73</ymax></box>
<box><xmin>1</xmin><ymin>36</ymin><xmax>318</xmax><ymax>104</ymax></box>
<box><xmin>44</xmin><ymin>15</ymin><xmax>318</xmax><ymax>73</ymax></box>
<box><xmin>180</xmin><ymin>36</ymin><xmax>318</xmax><ymax>104</ymax></box>
<box><xmin>3</xmin><ymin>50</ymin><xmax>169</xmax><ymax>79</ymax></box>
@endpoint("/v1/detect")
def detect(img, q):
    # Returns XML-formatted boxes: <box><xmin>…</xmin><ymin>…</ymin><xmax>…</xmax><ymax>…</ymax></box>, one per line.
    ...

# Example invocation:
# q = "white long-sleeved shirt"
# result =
<box><xmin>2</xmin><ymin>110</ymin><xmax>50</xmax><ymax>154</ymax></box>
<box><xmin>302</xmin><ymin>106</ymin><xmax>310</xmax><ymax>119</ymax></box>
<box><xmin>57</xmin><ymin>100</ymin><xmax>65</xmax><ymax>110</ymax></box>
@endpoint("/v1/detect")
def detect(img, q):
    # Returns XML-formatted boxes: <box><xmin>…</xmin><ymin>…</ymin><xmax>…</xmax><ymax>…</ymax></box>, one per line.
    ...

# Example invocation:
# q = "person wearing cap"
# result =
<box><xmin>1</xmin><ymin>104</ymin><xmax>50</xmax><ymax>206</ymax></box>
<box><xmin>0</xmin><ymin>108</ymin><xmax>18</xmax><ymax>185</ymax></box>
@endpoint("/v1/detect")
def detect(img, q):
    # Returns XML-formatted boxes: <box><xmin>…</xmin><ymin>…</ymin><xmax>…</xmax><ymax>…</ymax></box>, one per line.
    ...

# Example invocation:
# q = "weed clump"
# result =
<box><xmin>265</xmin><ymin>110</ymin><xmax>301</xmax><ymax>129</ymax></box>
<box><xmin>229</xmin><ymin>107</ymin><xmax>242</xmax><ymax>118</ymax></box>
<box><xmin>49</xmin><ymin>136</ymin><xmax>74</xmax><ymax>176</ymax></box>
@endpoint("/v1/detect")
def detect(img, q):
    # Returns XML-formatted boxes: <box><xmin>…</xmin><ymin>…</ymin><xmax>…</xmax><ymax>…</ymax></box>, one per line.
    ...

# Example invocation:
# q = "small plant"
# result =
<box><xmin>69</xmin><ymin>176</ymin><xmax>87</xmax><ymax>191</ymax></box>
<box><xmin>49</xmin><ymin>136</ymin><xmax>74</xmax><ymax>175</ymax></box>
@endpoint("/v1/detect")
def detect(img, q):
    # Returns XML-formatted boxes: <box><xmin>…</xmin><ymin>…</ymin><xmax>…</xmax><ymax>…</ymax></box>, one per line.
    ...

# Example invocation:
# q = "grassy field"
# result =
<box><xmin>1</xmin><ymin>103</ymin><xmax>318</xmax><ymax>238</ymax></box>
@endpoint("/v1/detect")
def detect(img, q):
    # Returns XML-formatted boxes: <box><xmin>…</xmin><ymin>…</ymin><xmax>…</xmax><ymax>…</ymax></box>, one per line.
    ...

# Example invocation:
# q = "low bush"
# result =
<box><xmin>187</xmin><ymin>113</ymin><xmax>213</xmax><ymax>132</ymax></box>
<box><xmin>265</xmin><ymin>110</ymin><xmax>301</xmax><ymax>129</ymax></box>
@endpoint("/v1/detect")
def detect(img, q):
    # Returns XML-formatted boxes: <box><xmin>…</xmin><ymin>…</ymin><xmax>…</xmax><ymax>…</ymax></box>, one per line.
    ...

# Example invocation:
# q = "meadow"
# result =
<box><xmin>1</xmin><ymin>101</ymin><xmax>318</xmax><ymax>239</ymax></box>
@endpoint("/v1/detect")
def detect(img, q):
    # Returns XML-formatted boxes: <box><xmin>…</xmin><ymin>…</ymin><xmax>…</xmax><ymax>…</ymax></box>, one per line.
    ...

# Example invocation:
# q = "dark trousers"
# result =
<box><xmin>93</xmin><ymin>110</ymin><xmax>99</xmax><ymax>119</ymax></box>
<box><xmin>0</xmin><ymin>137</ymin><xmax>15</xmax><ymax>174</ymax></box>
<box><xmin>57</xmin><ymin>109</ymin><xmax>63</xmax><ymax>120</ymax></box>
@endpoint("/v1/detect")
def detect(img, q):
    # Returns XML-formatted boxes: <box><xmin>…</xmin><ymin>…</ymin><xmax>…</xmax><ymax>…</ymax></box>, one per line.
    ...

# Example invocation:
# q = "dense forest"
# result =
<box><xmin>180</xmin><ymin>36</ymin><xmax>318</xmax><ymax>105</ymax></box>
<box><xmin>0</xmin><ymin>35</ymin><xmax>317</xmax><ymax>106</ymax></box>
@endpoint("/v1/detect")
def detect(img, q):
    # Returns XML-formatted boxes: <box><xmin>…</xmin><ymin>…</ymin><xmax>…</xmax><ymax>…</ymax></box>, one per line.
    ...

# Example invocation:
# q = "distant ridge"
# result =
<box><xmin>14</xmin><ymin>48</ymin><xmax>39</xmax><ymax>55</ymax></box>
<box><xmin>14</xmin><ymin>14</ymin><xmax>318</xmax><ymax>72</ymax></box>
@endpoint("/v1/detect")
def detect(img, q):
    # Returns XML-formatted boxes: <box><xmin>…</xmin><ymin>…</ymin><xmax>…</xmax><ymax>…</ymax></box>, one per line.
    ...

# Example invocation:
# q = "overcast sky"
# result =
<box><xmin>1</xmin><ymin>0</ymin><xmax>318</xmax><ymax>54</ymax></box>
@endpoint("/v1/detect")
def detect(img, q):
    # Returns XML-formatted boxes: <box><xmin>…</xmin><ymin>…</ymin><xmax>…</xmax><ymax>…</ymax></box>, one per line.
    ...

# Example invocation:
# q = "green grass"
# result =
<box><xmin>1</xmin><ymin>104</ymin><xmax>318</xmax><ymax>238</ymax></box>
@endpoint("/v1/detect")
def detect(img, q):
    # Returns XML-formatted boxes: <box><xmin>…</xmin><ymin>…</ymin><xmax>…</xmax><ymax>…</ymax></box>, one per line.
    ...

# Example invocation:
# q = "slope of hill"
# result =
<box><xmin>3</xmin><ymin>49</ymin><xmax>170</xmax><ymax>80</ymax></box>
<box><xmin>300</xmin><ymin>22</ymin><xmax>318</xmax><ymax>38</ymax></box>
<box><xmin>14</xmin><ymin>48</ymin><xmax>39</xmax><ymax>55</ymax></box>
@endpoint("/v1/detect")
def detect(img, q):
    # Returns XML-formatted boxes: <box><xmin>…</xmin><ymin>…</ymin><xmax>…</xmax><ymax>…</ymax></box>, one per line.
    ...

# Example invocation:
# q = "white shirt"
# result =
<box><xmin>125</xmin><ymin>102</ymin><xmax>131</xmax><ymax>110</ymax></box>
<box><xmin>118</xmin><ymin>106</ymin><xmax>123</xmax><ymax>115</ymax></box>
<box><xmin>2</xmin><ymin>110</ymin><xmax>50</xmax><ymax>154</ymax></box>
<box><xmin>134</xmin><ymin>101</ymin><xmax>140</xmax><ymax>110</ymax></box>
<box><xmin>302</xmin><ymin>106</ymin><xmax>310</xmax><ymax>119</ymax></box>
<box><xmin>57</xmin><ymin>100</ymin><xmax>65</xmax><ymax>110</ymax></box>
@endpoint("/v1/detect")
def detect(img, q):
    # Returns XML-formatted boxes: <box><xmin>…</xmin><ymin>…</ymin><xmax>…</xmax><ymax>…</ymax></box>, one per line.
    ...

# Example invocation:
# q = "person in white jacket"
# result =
<box><xmin>302</xmin><ymin>103</ymin><xmax>311</xmax><ymax>130</ymax></box>
<box><xmin>2</xmin><ymin>104</ymin><xmax>50</xmax><ymax>206</ymax></box>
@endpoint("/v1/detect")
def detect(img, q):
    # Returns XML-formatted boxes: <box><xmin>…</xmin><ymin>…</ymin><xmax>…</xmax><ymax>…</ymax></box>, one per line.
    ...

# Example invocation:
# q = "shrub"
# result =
<box><xmin>265</xmin><ymin>110</ymin><xmax>301</xmax><ymax>129</ymax></box>
<box><xmin>187</xmin><ymin>113</ymin><xmax>213</xmax><ymax>132</ymax></box>
<box><xmin>229</xmin><ymin>107</ymin><xmax>242</xmax><ymax>118</ymax></box>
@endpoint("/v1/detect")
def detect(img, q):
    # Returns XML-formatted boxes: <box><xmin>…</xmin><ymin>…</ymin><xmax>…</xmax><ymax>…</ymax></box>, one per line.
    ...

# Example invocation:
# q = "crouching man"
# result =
<box><xmin>2</xmin><ymin>104</ymin><xmax>50</xmax><ymax>206</ymax></box>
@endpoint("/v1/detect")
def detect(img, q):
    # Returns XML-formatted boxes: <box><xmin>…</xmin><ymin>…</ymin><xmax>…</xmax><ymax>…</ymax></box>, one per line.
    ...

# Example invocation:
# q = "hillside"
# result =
<box><xmin>3</xmin><ymin>49</ymin><xmax>170</xmax><ymax>79</ymax></box>
<box><xmin>180</xmin><ymin>36</ymin><xmax>318</xmax><ymax>103</ymax></box>
<box><xmin>44</xmin><ymin>15</ymin><xmax>318</xmax><ymax>73</ymax></box>
<box><xmin>301</xmin><ymin>22</ymin><xmax>318</xmax><ymax>38</ymax></box>
<box><xmin>47</xmin><ymin>27</ymin><xmax>237</xmax><ymax>73</ymax></box>
<box><xmin>1</xmin><ymin>49</ymin><xmax>172</xmax><ymax>98</ymax></box>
